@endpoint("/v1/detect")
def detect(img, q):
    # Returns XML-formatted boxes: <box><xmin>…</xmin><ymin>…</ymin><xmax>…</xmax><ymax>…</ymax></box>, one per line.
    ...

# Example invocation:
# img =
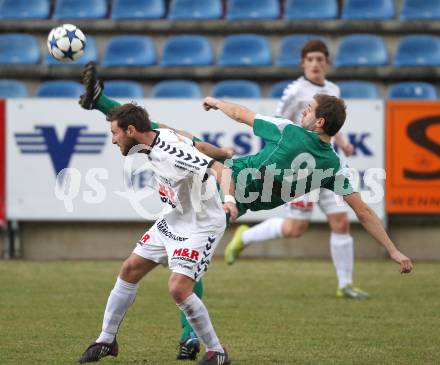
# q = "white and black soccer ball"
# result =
<box><xmin>47</xmin><ymin>24</ymin><xmax>86</xmax><ymax>63</ymax></box>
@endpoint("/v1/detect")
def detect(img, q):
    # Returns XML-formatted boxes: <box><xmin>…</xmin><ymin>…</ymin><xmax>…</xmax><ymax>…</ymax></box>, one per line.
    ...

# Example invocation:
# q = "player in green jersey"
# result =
<box><xmin>202</xmin><ymin>95</ymin><xmax>413</xmax><ymax>275</ymax></box>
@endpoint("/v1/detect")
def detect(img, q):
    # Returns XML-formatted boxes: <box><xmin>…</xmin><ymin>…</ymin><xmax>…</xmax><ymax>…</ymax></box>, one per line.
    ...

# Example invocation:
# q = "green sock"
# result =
<box><xmin>96</xmin><ymin>93</ymin><xmax>121</xmax><ymax>115</ymax></box>
<box><xmin>179</xmin><ymin>279</ymin><xmax>204</xmax><ymax>342</ymax></box>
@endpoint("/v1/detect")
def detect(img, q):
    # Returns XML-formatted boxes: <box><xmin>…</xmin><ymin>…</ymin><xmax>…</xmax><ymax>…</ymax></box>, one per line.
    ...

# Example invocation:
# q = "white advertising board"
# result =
<box><xmin>7</xmin><ymin>99</ymin><xmax>384</xmax><ymax>221</ymax></box>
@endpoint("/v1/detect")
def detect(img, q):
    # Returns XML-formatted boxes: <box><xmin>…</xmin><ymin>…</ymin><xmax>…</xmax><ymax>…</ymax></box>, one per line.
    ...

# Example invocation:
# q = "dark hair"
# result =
<box><xmin>313</xmin><ymin>94</ymin><xmax>346</xmax><ymax>136</ymax></box>
<box><xmin>301</xmin><ymin>39</ymin><xmax>330</xmax><ymax>60</ymax></box>
<box><xmin>106</xmin><ymin>103</ymin><xmax>152</xmax><ymax>132</ymax></box>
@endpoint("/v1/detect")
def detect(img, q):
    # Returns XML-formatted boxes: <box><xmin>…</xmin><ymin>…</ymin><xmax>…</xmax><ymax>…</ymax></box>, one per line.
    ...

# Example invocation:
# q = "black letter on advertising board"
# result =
<box><xmin>404</xmin><ymin>116</ymin><xmax>440</xmax><ymax>180</ymax></box>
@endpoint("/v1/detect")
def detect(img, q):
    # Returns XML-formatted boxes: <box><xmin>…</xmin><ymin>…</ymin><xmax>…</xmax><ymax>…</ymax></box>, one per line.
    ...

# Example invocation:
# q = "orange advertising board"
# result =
<box><xmin>386</xmin><ymin>101</ymin><xmax>440</xmax><ymax>213</ymax></box>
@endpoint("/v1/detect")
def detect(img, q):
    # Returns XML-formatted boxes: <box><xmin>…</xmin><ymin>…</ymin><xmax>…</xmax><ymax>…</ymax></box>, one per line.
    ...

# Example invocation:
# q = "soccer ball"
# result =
<box><xmin>47</xmin><ymin>24</ymin><xmax>86</xmax><ymax>63</ymax></box>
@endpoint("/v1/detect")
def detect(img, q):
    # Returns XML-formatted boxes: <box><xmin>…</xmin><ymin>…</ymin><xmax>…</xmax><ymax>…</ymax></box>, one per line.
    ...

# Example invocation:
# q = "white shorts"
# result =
<box><xmin>133</xmin><ymin>218</ymin><xmax>225</xmax><ymax>281</ymax></box>
<box><xmin>285</xmin><ymin>188</ymin><xmax>348</xmax><ymax>220</ymax></box>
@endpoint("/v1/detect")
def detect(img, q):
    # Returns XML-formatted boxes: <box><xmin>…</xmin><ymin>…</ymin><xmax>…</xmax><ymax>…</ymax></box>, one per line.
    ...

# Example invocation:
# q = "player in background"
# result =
<box><xmin>224</xmin><ymin>40</ymin><xmax>369</xmax><ymax>299</ymax></box>
<box><xmin>78</xmin><ymin>103</ymin><xmax>235</xmax><ymax>365</ymax></box>
<box><xmin>78</xmin><ymin>62</ymin><xmax>234</xmax><ymax>361</ymax></box>
<box><xmin>202</xmin><ymin>95</ymin><xmax>413</xmax><ymax>277</ymax></box>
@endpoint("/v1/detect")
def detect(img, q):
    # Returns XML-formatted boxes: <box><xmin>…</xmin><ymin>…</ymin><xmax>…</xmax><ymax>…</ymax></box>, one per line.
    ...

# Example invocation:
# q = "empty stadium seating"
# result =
<box><xmin>36</xmin><ymin>80</ymin><xmax>84</xmax><ymax>97</ymax></box>
<box><xmin>45</xmin><ymin>37</ymin><xmax>98</xmax><ymax>66</ymax></box>
<box><xmin>0</xmin><ymin>34</ymin><xmax>40</xmax><ymax>65</ymax></box>
<box><xmin>212</xmin><ymin>80</ymin><xmax>261</xmax><ymax>98</ymax></box>
<box><xmin>276</xmin><ymin>35</ymin><xmax>325</xmax><ymax>67</ymax></box>
<box><xmin>152</xmin><ymin>80</ymin><xmax>202</xmax><ymax>98</ymax></box>
<box><xmin>335</xmin><ymin>34</ymin><xmax>388</xmax><ymax>66</ymax></box>
<box><xmin>103</xmin><ymin>36</ymin><xmax>156</xmax><ymax>67</ymax></box>
<box><xmin>337</xmin><ymin>81</ymin><xmax>379</xmax><ymax>99</ymax></box>
<box><xmin>160</xmin><ymin>35</ymin><xmax>213</xmax><ymax>66</ymax></box>
<box><xmin>104</xmin><ymin>81</ymin><xmax>145</xmax><ymax>98</ymax></box>
<box><xmin>284</xmin><ymin>0</ymin><xmax>337</xmax><ymax>20</ymax></box>
<box><xmin>219</xmin><ymin>34</ymin><xmax>271</xmax><ymax>66</ymax></box>
<box><xmin>394</xmin><ymin>35</ymin><xmax>440</xmax><ymax>67</ymax></box>
<box><xmin>0</xmin><ymin>0</ymin><xmax>49</xmax><ymax>20</ymax></box>
<box><xmin>388</xmin><ymin>82</ymin><xmax>438</xmax><ymax>99</ymax></box>
<box><xmin>400</xmin><ymin>0</ymin><xmax>440</xmax><ymax>20</ymax></box>
<box><xmin>226</xmin><ymin>0</ymin><xmax>280</xmax><ymax>20</ymax></box>
<box><xmin>270</xmin><ymin>81</ymin><xmax>291</xmax><ymax>98</ymax></box>
<box><xmin>0</xmin><ymin>80</ymin><xmax>28</xmax><ymax>98</ymax></box>
<box><xmin>53</xmin><ymin>0</ymin><xmax>108</xmax><ymax>19</ymax></box>
<box><xmin>342</xmin><ymin>0</ymin><xmax>395</xmax><ymax>20</ymax></box>
<box><xmin>111</xmin><ymin>0</ymin><xmax>165</xmax><ymax>20</ymax></box>
<box><xmin>168</xmin><ymin>0</ymin><xmax>222</xmax><ymax>20</ymax></box>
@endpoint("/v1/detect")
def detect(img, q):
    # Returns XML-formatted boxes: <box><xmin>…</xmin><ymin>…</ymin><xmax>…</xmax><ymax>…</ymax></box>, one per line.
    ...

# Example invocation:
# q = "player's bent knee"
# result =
<box><xmin>168</xmin><ymin>274</ymin><xmax>194</xmax><ymax>304</ymax></box>
<box><xmin>283</xmin><ymin>220</ymin><xmax>308</xmax><ymax>238</ymax></box>
<box><xmin>329</xmin><ymin>214</ymin><xmax>350</xmax><ymax>234</ymax></box>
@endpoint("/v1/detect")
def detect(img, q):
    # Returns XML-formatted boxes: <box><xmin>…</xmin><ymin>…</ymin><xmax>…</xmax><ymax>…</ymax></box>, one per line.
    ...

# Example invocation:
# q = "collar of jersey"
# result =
<box><xmin>142</xmin><ymin>130</ymin><xmax>160</xmax><ymax>155</ymax></box>
<box><xmin>303</xmin><ymin>76</ymin><xmax>325</xmax><ymax>87</ymax></box>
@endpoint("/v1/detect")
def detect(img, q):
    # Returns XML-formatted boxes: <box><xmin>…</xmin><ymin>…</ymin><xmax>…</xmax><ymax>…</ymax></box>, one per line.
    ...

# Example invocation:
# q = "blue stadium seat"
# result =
<box><xmin>212</xmin><ymin>80</ymin><xmax>261</xmax><ymax>98</ymax></box>
<box><xmin>337</xmin><ymin>81</ymin><xmax>379</xmax><ymax>99</ymax></box>
<box><xmin>335</xmin><ymin>35</ymin><xmax>388</xmax><ymax>66</ymax></box>
<box><xmin>104</xmin><ymin>81</ymin><xmax>144</xmax><ymax>98</ymax></box>
<box><xmin>168</xmin><ymin>0</ymin><xmax>222</xmax><ymax>20</ymax></box>
<box><xmin>103</xmin><ymin>36</ymin><xmax>156</xmax><ymax>67</ymax></box>
<box><xmin>276</xmin><ymin>35</ymin><xmax>326</xmax><ymax>67</ymax></box>
<box><xmin>342</xmin><ymin>0</ymin><xmax>395</xmax><ymax>20</ymax></box>
<box><xmin>36</xmin><ymin>81</ymin><xmax>84</xmax><ymax>98</ymax></box>
<box><xmin>0</xmin><ymin>0</ymin><xmax>49</xmax><ymax>19</ymax></box>
<box><xmin>161</xmin><ymin>35</ymin><xmax>213</xmax><ymax>66</ymax></box>
<box><xmin>111</xmin><ymin>0</ymin><xmax>165</xmax><ymax>19</ymax></box>
<box><xmin>53</xmin><ymin>0</ymin><xmax>107</xmax><ymax>19</ymax></box>
<box><xmin>219</xmin><ymin>34</ymin><xmax>271</xmax><ymax>66</ymax></box>
<box><xmin>394</xmin><ymin>35</ymin><xmax>440</xmax><ymax>67</ymax></box>
<box><xmin>226</xmin><ymin>0</ymin><xmax>279</xmax><ymax>20</ymax></box>
<box><xmin>284</xmin><ymin>0</ymin><xmax>337</xmax><ymax>20</ymax></box>
<box><xmin>400</xmin><ymin>0</ymin><xmax>440</xmax><ymax>20</ymax></box>
<box><xmin>388</xmin><ymin>82</ymin><xmax>438</xmax><ymax>99</ymax></box>
<box><xmin>270</xmin><ymin>81</ymin><xmax>291</xmax><ymax>98</ymax></box>
<box><xmin>45</xmin><ymin>37</ymin><xmax>98</xmax><ymax>66</ymax></box>
<box><xmin>0</xmin><ymin>34</ymin><xmax>39</xmax><ymax>65</ymax></box>
<box><xmin>0</xmin><ymin>80</ymin><xmax>28</xmax><ymax>98</ymax></box>
<box><xmin>152</xmin><ymin>80</ymin><xmax>202</xmax><ymax>98</ymax></box>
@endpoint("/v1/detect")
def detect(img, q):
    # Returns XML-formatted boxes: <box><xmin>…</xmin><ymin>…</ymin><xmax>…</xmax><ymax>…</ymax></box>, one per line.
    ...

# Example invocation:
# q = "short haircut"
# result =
<box><xmin>106</xmin><ymin>103</ymin><xmax>152</xmax><ymax>133</ymax></box>
<box><xmin>301</xmin><ymin>39</ymin><xmax>330</xmax><ymax>60</ymax></box>
<box><xmin>313</xmin><ymin>94</ymin><xmax>346</xmax><ymax>136</ymax></box>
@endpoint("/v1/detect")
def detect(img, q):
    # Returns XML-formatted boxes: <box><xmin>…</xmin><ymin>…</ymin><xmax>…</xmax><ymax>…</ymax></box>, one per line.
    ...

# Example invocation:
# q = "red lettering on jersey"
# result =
<box><xmin>190</xmin><ymin>250</ymin><xmax>199</xmax><ymax>260</ymax></box>
<box><xmin>141</xmin><ymin>233</ymin><xmax>150</xmax><ymax>244</ymax></box>
<box><xmin>173</xmin><ymin>248</ymin><xmax>182</xmax><ymax>256</ymax></box>
<box><xmin>182</xmin><ymin>248</ymin><xmax>189</xmax><ymax>257</ymax></box>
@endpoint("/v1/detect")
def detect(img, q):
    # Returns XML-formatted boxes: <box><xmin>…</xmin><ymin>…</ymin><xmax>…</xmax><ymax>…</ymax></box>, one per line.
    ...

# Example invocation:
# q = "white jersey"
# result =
<box><xmin>276</xmin><ymin>76</ymin><xmax>340</xmax><ymax>124</ymax></box>
<box><xmin>144</xmin><ymin>128</ymin><xmax>225</xmax><ymax>238</ymax></box>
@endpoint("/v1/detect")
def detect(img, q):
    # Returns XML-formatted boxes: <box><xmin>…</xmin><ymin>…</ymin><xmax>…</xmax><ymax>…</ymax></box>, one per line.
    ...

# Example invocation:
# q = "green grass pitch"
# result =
<box><xmin>0</xmin><ymin>259</ymin><xmax>438</xmax><ymax>364</ymax></box>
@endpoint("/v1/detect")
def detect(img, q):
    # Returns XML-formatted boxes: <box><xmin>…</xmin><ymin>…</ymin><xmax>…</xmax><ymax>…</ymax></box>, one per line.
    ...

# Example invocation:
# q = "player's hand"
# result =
<box><xmin>203</xmin><ymin>97</ymin><xmax>220</xmax><ymax>111</ymax></box>
<box><xmin>341</xmin><ymin>143</ymin><xmax>354</xmax><ymax>157</ymax></box>
<box><xmin>390</xmin><ymin>250</ymin><xmax>413</xmax><ymax>274</ymax></box>
<box><xmin>222</xmin><ymin>147</ymin><xmax>236</xmax><ymax>159</ymax></box>
<box><xmin>223</xmin><ymin>202</ymin><xmax>238</xmax><ymax>222</ymax></box>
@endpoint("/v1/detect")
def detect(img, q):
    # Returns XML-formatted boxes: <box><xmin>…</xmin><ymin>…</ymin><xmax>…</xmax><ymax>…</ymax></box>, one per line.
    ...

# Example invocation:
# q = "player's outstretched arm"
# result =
<box><xmin>343</xmin><ymin>192</ymin><xmax>413</xmax><ymax>273</ymax></box>
<box><xmin>159</xmin><ymin>122</ymin><xmax>235</xmax><ymax>160</ymax></box>
<box><xmin>209</xmin><ymin>161</ymin><xmax>238</xmax><ymax>222</ymax></box>
<box><xmin>203</xmin><ymin>97</ymin><xmax>256</xmax><ymax>127</ymax></box>
<box><xmin>334</xmin><ymin>132</ymin><xmax>354</xmax><ymax>157</ymax></box>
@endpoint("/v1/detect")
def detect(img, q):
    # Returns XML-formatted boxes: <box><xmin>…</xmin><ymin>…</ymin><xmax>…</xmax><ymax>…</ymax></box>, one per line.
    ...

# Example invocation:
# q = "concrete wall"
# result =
<box><xmin>10</xmin><ymin>220</ymin><xmax>440</xmax><ymax>261</ymax></box>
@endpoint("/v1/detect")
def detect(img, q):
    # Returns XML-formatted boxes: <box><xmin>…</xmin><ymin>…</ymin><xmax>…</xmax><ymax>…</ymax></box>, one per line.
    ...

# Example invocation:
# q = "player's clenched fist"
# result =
<box><xmin>203</xmin><ymin>96</ymin><xmax>220</xmax><ymax>111</ymax></box>
<box><xmin>223</xmin><ymin>202</ymin><xmax>238</xmax><ymax>222</ymax></box>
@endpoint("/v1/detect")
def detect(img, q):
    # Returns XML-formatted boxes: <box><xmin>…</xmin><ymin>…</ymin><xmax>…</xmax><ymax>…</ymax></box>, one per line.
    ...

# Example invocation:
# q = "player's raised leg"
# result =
<box><xmin>78</xmin><ymin>254</ymin><xmax>158</xmax><ymax>363</ymax></box>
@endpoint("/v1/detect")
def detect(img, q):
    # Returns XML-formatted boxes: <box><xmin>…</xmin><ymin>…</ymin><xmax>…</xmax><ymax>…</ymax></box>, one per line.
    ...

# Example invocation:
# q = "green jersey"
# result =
<box><xmin>231</xmin><ymin>114</ymin><xmax>354</xmax><ymax>217</ymax></box>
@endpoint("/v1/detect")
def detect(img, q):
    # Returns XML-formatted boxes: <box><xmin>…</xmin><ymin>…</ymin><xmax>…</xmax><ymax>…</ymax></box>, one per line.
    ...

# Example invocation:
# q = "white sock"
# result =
<box><xmin>177</xmin><ymin>293</ymin><xmax>223</xmax><ymax>353</ymax></box>
<box><xmin>96</xmin><ymin>277</ymin><xmax>139</xmax><ymax>343</ymax></box>
<box><xmin>242</xmin><ymin>218</ymin><xmax>284</xmax><ymax>245</ymax></box>
<box><xmin>330</xmin><ymin>232</ymin><xmax>354</xmax><ymax>289</ymax></box>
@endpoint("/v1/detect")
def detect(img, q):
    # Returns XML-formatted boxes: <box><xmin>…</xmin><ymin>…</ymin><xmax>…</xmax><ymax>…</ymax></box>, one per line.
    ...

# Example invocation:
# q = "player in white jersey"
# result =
<box><xmin>225</xmin><ymin>40</ymin><xmax>369</xmax><ymax>299</ymax></box>
<box><xmin>78</xmin><ymin>103</ymin><xmax>235</xmax><ymax>365</ymax></box>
